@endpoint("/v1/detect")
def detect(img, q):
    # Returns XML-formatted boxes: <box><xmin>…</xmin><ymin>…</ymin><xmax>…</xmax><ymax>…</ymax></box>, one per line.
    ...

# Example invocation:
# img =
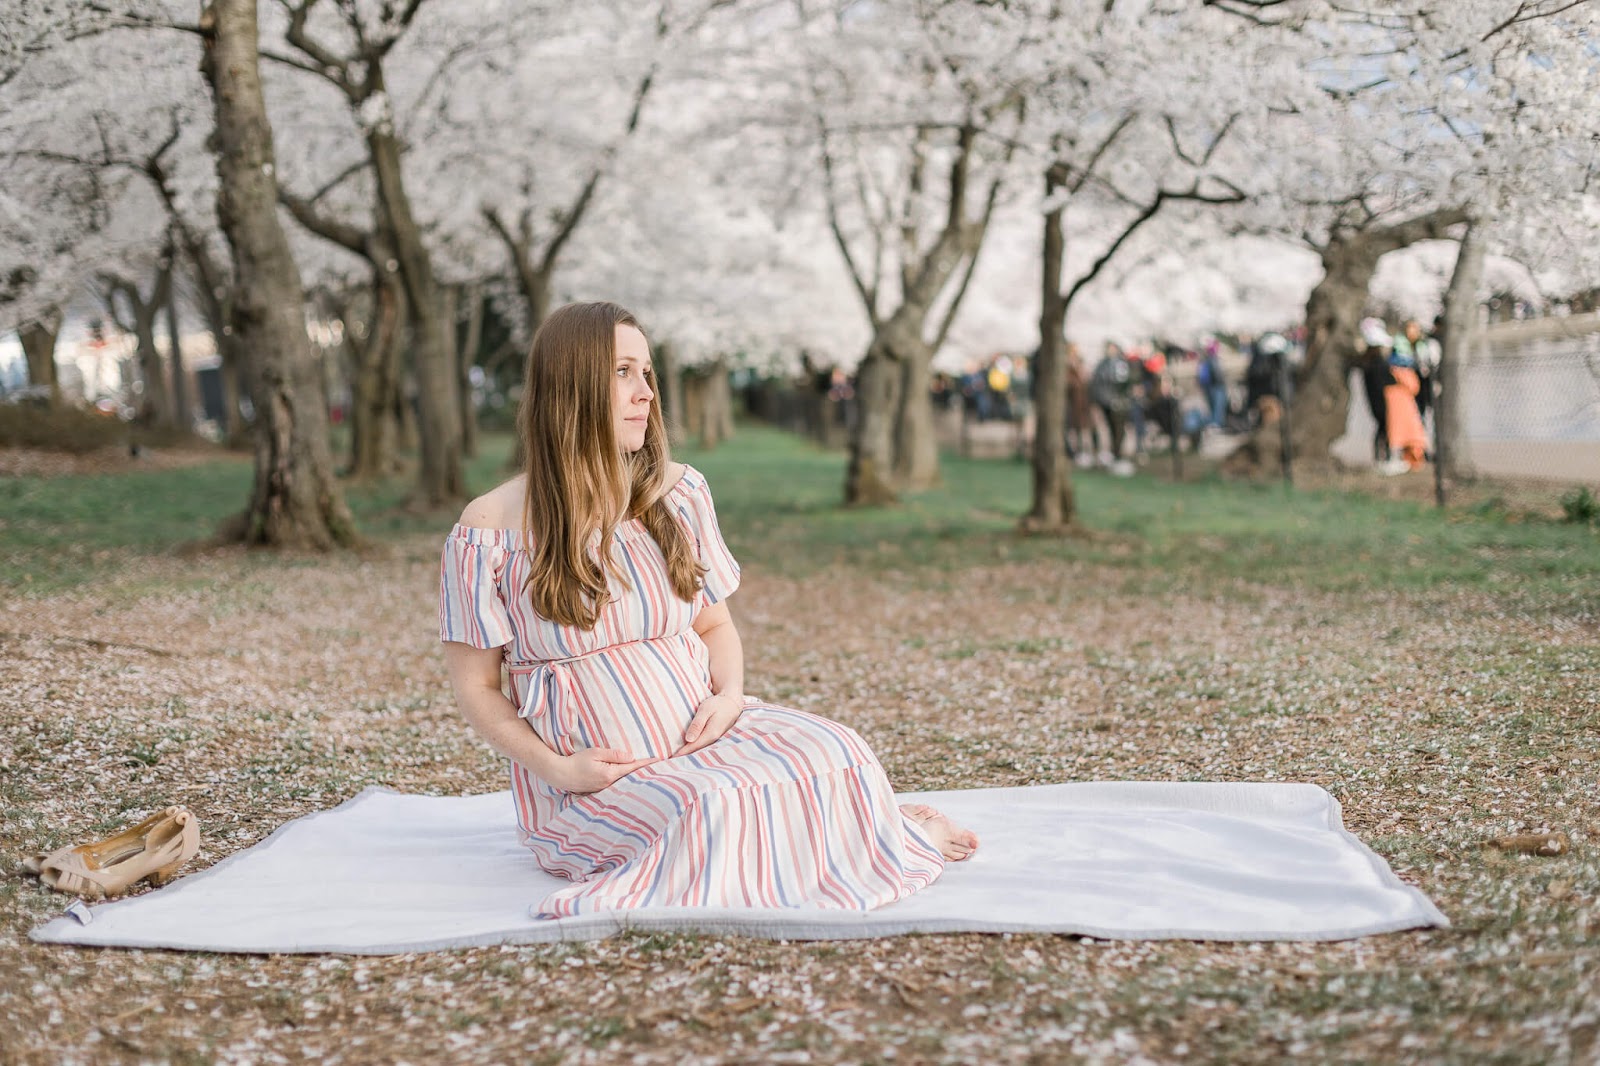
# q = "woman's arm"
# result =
<box><xmin>694</xmin><ymin>599</ymin><xmax>744</xmax><ymax>703</ymax></box>
<box><xmin>674</xmin><ymin>600</ymin><xmax>746</xmax><ymax>757</ymax></box>
<box><xmin>444</xmin><ymin>642</ymin><xmax>654</xmax><ymax>792</ymax></box>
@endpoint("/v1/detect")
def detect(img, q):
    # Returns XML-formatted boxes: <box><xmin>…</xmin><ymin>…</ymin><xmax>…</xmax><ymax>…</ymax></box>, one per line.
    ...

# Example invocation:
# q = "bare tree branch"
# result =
<box><xmin>280</xmin><ymin>188</ymin><xmax>370</xmax><ymax>255</ymax></box>
<box><xmin>930</xmin><ymin>241</ymin><xmax>981</xmax><ymax>352</ymax></box>
<box><xmin>1200</xmin><ymin>0</ymin><xmax>1298</xmax><ymax>27</ymax></box>
<box><xmin>311</xmin><ymin>157</ymin><xmax>371</xmax><ymax>202</ymax></box>
<box><xmin>814</xmin><ymin>111</ymin><xmax>881</xmax><ymax>326</ymax></box>
<box><xmin>1482</xmin><ymin>0</ymin><xmax>1593</xmax><ymax>42</ymax></box>
<box><xmin>1062</xmin><ymin>182</ymin><xmax>1247</xmax><ymax>311</ymax></box>
<box><xmin>543</xmin><ymin>65</ymin><xmax>657</xmax><ymax>273</ymax></box>
<box><xmin>1068</xmin><ymin>112</ymin><xmax>1138</xmax><ymax>195</ymax></box>
<box><xmin>280</xmin><ymin>0</ymin><xmax>355</xmax><ymax>95</ymax></box>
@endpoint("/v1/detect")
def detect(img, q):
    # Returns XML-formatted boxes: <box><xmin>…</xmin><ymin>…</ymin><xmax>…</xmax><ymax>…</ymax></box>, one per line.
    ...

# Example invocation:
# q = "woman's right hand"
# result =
<box><xmin>545</xmin><ymin>747</ymin><xmax>657</xmax><ymax>794</ymax></box>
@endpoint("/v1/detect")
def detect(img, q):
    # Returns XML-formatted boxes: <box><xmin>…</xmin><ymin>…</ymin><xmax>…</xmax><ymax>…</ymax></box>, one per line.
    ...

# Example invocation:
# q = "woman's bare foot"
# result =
<box><xmin>900</xmin><ymin>803</ymin><xmax>979</xmax><ymax>861</ymax></box>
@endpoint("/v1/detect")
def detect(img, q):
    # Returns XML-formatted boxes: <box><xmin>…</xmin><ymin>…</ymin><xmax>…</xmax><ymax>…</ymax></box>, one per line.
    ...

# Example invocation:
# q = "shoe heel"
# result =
<box><xmin>146</xmin><ymin>860</ymin><xmax>183</xmax><ymax>886</ymax></box>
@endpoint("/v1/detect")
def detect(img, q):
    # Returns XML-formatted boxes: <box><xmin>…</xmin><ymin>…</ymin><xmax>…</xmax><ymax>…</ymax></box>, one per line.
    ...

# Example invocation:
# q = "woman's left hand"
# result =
<box><xmin>674</xmin><ymin>692</ymin><xmax>744</xmax><ymax>757</ymax></box>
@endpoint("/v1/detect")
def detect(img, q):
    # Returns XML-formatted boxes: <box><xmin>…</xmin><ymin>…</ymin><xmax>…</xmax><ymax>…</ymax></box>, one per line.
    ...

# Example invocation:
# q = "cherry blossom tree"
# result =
<box><xmin>255</xmin><ymin>0</ymin><xmax>470</xmax><ymax>507</ymax></box>
<box><xmin>0</xmin><ymin>8</ymin><xmax>124</xmax><ymax>405</ymax></box>
<box><xmin>9</xmin><ymin>0</ymin><xmax>1599</xmax><ymax>518</ymax></box>
<box><xmin>0</xmin><ymin>154</ymin><xmax>108</xmax><ymax>405</ymax></box>
<box><xmin>1</xmin><ymin>9</ymin><xmax>253</xmax><ymax>432</ymax></box>
<box><xmin>776</xmin><ymin>0</ymin><xmax>1029</xmax><ymax>503</ymax></box>
<box><xmin>199</xmin><ymin>0</ymin><xmax>355</xmax><ymax>548</ymax></box>
<box><xmin>1206</xmin><ymin>0</ymin><xmax>1600</xmax><ymax>471</ymax></box>
<box><xmin>1012</xmin><ymin>1</ymin><xmax>1260</xmax><ymax>530</ymax></box>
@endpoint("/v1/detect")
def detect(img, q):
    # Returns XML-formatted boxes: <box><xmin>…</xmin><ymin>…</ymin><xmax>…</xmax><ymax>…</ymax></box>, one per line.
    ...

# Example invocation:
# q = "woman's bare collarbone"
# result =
<box><xmin>455</xmin><ymin>463</ymin><xmax>688</xmax><ymax>531</ymax></box>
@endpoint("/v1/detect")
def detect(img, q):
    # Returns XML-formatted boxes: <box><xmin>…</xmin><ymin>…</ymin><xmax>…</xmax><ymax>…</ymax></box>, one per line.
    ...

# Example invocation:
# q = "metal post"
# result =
<box><xmin>1278</xmin><ymin>354</ymin><xmax>1294</xmax><ymax>488</ymax></box>
<box><xmin>1432</xmin><ymin>365</ymin><xmax>1447</xmax><ymax>508</ymax></box>
<box><xmin>1171</xmin><ymin>375</ymin><xmax>1183</xmax><ymax>482</ymax></box>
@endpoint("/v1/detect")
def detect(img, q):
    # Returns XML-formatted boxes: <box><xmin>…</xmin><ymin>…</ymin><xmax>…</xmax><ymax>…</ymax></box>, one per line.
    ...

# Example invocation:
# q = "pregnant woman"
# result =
<box><xmin>440</xmin><ymin>301</ymin><xmax>977</xmax><ymax>918</ymax></box>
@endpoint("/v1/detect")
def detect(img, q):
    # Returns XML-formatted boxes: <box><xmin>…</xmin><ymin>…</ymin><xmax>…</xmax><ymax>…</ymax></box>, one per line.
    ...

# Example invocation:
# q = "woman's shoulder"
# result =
<box><xmin>664</xmin><ymin>461</ymin><xmax>718</xmax><ymax>504</ymax></box>
<box><xmin>455</xmin><ymin>476</ymin><xmax>527</xmax><ymax>532</ymax></box>
<box><xmin>449</xmin><ymin>465</ymin><xmax>703</xmax><ymax>535</ymax></box>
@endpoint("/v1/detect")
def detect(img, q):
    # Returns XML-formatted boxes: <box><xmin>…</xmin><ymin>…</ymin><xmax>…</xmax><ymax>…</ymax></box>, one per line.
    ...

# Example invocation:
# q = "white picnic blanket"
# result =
<box><xmin>30</xmin><ymin>782</ymin><xmax>1446</xmax><ymax>954</ymax></box>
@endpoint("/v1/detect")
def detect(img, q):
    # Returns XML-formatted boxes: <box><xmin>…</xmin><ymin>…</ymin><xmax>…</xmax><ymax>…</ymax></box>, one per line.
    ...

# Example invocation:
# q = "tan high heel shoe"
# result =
<box><xmin>31</xmin><ymin>806</ymin><xmax>201</xmax><ymax>900</ymax></box>
<box><xmin>23</xmin><ymin>807</ymin><xmax>180</xmax><ymax>875</ymax></box>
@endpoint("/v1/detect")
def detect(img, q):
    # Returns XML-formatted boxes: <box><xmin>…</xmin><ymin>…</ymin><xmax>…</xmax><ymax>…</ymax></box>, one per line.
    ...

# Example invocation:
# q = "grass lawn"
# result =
<box><xmin>1</xmin><ymin>425</ymin><xmax>1596</xmax><ymax>1064</ymax></box>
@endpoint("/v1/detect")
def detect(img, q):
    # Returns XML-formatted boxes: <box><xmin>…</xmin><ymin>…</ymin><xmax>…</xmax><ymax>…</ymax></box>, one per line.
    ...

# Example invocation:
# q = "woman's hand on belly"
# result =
<box><xmin>545</xmin><ymin>747</ymin><xmax>659</xmax><ymax>794</ymax></box>
<box><xmin>672</xmin><ymin>692</ymin><xmax>744</xmax><ymax>758</ymax></box>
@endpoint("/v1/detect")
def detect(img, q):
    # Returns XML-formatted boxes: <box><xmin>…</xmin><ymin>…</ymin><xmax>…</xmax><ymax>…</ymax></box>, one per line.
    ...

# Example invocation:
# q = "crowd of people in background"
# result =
<box><xmin>792</xmin><ymin>316</ymin><xmax>1446</xmax><ymax>477</ymax></box>
<box><xmin>933</xmin><ymin>317</ymin><xmax>1447</xmax><ymax>476</ymax></box>
<box><xmin>954</xmin><ymin>333</ymin><xmax>1304</xmax><ymax>474</ymax></box>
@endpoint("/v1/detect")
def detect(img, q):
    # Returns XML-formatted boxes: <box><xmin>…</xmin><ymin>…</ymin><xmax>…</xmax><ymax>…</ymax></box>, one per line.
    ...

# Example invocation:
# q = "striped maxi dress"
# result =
<box><xmin>440</xmin><ymin>465</ymin><xmax>946</xmax><ymax>918</ymax></box>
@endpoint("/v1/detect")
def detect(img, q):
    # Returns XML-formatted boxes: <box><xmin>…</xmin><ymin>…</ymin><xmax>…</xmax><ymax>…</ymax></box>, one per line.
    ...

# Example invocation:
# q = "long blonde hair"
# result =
<box><xmin>518</xmin><ymin>301</ymin><xmax>703</xmax><ymax>629</ymax></box>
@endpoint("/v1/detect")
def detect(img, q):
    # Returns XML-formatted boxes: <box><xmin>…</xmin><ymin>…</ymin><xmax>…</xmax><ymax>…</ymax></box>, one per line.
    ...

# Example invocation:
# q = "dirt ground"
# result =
<box><xmin>1</xmin><ymin>438</ymin><xmax>1597</xmax><ymax>1064</ymax></box>
<box><xmin>0</xmin><ymin>443</ymin><xmax>230</xmax><ymax>480</ymax></box>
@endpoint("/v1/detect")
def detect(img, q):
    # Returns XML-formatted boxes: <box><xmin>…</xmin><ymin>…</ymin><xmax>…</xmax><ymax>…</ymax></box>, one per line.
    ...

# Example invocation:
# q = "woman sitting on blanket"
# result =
<box><xmin>440</xmin><ymin>301</ymin><xmax>977</xmax><ymax>918</ymax></box>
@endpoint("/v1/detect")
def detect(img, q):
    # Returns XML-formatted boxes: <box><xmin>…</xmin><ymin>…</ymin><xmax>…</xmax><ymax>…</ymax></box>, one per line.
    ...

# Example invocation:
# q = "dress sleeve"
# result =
<box><xmin>681</xmin><ymin>473</ymin><xmax>742</xmax><ymax>607</ymax></box>
<box><xmin>439</xmin><ymin>533</ymin><xmax>515</xmax><ymax>649</ymax></box>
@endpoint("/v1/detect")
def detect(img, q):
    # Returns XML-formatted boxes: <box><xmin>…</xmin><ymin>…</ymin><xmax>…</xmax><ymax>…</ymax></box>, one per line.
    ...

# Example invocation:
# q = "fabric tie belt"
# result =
<box><xmin>505</xmin><ymin>636</ymin><xmax>675</xmax><ymax>722</ymax></box>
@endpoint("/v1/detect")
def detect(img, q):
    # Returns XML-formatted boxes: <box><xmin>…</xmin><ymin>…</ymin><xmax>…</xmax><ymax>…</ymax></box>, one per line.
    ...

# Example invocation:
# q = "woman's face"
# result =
<box><xmin>612</xmin><ymin>324</ymin><xmax>655</xmax><ymax>453</ymax></box>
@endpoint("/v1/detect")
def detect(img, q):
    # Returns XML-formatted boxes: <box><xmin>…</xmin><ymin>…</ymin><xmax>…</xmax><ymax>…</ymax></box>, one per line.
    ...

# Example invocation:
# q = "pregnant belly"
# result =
<box><xmin>539</xmin><ymin>635</ymin><xmax>713</xmax><ymax>759</ymax></box>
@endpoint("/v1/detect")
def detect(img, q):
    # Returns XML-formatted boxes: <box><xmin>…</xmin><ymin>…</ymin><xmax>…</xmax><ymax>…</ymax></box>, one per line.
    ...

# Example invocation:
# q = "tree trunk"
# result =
<box><xmin>845</xmin><ymin>345</ymin><xmax>902</xmax><ymax>505</ymax></box>
<box><xmin>456</xmin><ymin>282</ymin><xmax>482</xmax><ymax>460</ymax></box>
<box><xmin>497</xmin><ymin>260</ymin><xmax>549</xmax><ymax>480</ymax></box>
<box><xmin>529</xmin><ymin>271</ymin><xmax>551</xmax><ymax>338</ymax></box>
<box><xmin>712</xmin><ymin>363</ymin><xmax>735</xmax><ymax>444</ymax></box>
<box><xmin>108</xmin><ymin>264</ymin><xmax>177</xmax><ymax>429</ymax></box>
<box><xmin>396</xmin><ymin>364</ymin><xmax>418</xmax><ymax>454</ymax></box>
<box><xmin>855</xmin><ymin>309</ymin><xmax>939</xmax><ymax>500</ymax></box>
<box><xmin>218</xmin><ymin>340</ymin><xmax>247</xmax><ymax>443</ymax></box>
<box><xmin>1023</xmin><ymin>170</ymin><xmax>1074</xmax><ymax>531</ymax></box>
<box><xmin>1437</xmin><ymin>220</ymin><xmax>1485</xmax><ymax>482</ymax></box>
<box><xmin>681</xmin><ymin>370</ymin><xmax>703</xmax><ymax>448</ymax></box>
<box><xmin>1286</xmin><ymin>241</ymin><xmax>1373</xmax><ymax>460</ymax></box>
<box><xmin>656</xmin><ymin>339</ymin><xmax>685</xmax><ymax>447</ymax></box>
<box><xmin>146</xmin><ymin>137</ymin><xmax>246</xmax><ymax>441</ymax></box>
<box><xmin>892</xmin><ymin>344</ymin><xmax>940</xmax><ymax>490</ymax></box>
<box><xmin>682</xmin><ymin>361</ymin><xmax>733</xmax><ymax>448</ymax></box>
<box><xmin>131</xmin><ymin>287</ymin><xmax>173</xmax><ymax>428</ymax></box>
<box><xmin>19</xmin><ymin>311</ymin><xmax>62</xmax><ymax>407</ymax></box>
<box><xmin>200</xmin><ymin>0</ymin><xmax>355</xmax><ymax>549</ymax></box>
<box><xmin>827</xmin><ymin>118</ymin><xmax>1013</xmax><ymax>506</ymax></box>
<box><xmin>509</xmin><ymin>254</ymin><xmax>552</xmax><ymax>342</ymax></box>
<box><xmin>186</xmin><ymin>259</ymin><xmax>247</xmax><ymax>444</ymax></box>
<box><xmin>368</xmin><ymin>124</ymin><xmax>464</xmax><ymax>508</ymax></box>
<box><xmin>346</xmin><ymin>267</ymin><xmax>406</xmax><ymax>480</ymax></box>
<box><xmin>166</xmin><ymin>271</ymin><xmax>192</xmax><ymax>433</ymax></box>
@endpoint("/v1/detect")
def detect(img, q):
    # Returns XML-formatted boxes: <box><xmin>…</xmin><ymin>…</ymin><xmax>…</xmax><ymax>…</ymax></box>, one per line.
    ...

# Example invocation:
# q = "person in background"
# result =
<box><xmin>1197</xmin><ymin>339</ymin><xmax>1228</xmax><ymax>429</ymax></box>
<box><xmin>1145</xmin><ymin>375</ymin><xmax>1181</xmax><ymax>450</ymax></box>
<box><xmin>1359</xmin><ymin>317</ymin><xmax>1395</xmax><ymax>463</ymax></box>
<box><xmin>1405</xmin><ymin>319</ymin><xmax>1440</xmax><ymax>423</ymax></box>
<box><xmin>1245</xmin><ymin>333</ymin><xmax>1292</xmax><ymax>429</ymax></box>
<box><xmin>987</xmin><ymin>355</ymin><xmax>1015</xmax><ymax>421</ymax></box>
<box><xmin>1136</xmin><ymin>347</ymin><xmax>1180</xmax><ymax>451</ymax></box>
<box><xmin>1382</xmin><ymin>325</ymin><xmax>1429</xmax><ymax>474</ymax></box>
<box><xmin>1065</xmin><ymin>342</ymin><xmax>1096</xmax><ymax>465</ymax></box>
<box><xmin>960</xmin><ymin>360</ymin><xmax>986</xmax><ymax>422</ymax></box>
<box><xmin>1127</xmin><ymin>346</ymin><xmax>1159</xmax><ymax>465</ymax></box>
<box><xmin>1089</xmin><ymin>342</ymin><xmax>1134</xmax><ymax>465</ymax></box>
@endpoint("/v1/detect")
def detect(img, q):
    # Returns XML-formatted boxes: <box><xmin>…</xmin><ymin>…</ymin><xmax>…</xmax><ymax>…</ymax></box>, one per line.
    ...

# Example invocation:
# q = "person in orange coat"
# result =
<box><xmin>1383</xmin><ymin>331</ymin><xmax>1429</xmax><ymax>473</ymax></box>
